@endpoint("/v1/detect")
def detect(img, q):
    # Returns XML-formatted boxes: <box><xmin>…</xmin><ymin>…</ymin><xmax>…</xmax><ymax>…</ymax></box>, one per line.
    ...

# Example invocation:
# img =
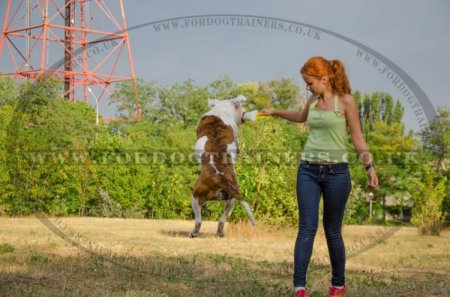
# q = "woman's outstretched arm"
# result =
<box><xmin>259</xmin><ymin>95</ymin><xmax>316</xmax><ymax>123</ymax></box>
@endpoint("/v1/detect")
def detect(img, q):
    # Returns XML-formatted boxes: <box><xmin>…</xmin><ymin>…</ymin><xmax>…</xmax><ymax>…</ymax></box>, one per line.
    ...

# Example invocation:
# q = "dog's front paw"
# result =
<box><xmin>189</xmin><ymin>223</ymin><xmax>202</xmax><ymax>238</ymax></box>
<box><xmin>188</xmin><ymin>231</ymin><xmax>199</xmax><ymax>238</ymax></box>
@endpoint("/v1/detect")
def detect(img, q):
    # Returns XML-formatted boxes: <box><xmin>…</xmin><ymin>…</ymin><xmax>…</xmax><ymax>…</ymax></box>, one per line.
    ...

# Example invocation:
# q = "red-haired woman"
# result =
<box><xmin>260</xmin><ymin>56</ymin><xmax>378</xmax><ymax>297</ymax></box>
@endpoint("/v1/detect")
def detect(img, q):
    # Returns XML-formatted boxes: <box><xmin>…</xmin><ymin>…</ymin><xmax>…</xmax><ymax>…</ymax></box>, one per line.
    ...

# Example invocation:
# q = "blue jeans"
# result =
<box><xmin>293</xmin><ymin>161</ymin><xmax>351</xmax><ymax>287</ymax></box>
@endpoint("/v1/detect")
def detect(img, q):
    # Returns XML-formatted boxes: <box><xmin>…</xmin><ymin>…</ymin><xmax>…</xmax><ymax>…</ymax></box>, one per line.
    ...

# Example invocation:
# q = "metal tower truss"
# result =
<box><xmin>0</xmin><ymin>0</ymin><xmax>140</xmax><ymax>117</ymax></box>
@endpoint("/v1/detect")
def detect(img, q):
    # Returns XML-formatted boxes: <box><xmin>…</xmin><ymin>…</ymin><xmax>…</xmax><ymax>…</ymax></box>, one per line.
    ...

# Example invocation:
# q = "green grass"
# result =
<box><xmin>0</xmin><ymin>243</ymin><xmax>15</xmax><ymax>253</ymax></box>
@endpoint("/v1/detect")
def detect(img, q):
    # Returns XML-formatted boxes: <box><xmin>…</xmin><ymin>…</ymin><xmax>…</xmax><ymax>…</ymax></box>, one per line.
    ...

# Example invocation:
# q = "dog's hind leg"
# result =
<box><xmin>189</xmin><ymin>197</ymin><xmax>202</xmax><ymax>238</ymax></box>
<box><xmin>217</xmin><ymin>198</ymin><xmax>235</xmax><ymax>237</ymax></box>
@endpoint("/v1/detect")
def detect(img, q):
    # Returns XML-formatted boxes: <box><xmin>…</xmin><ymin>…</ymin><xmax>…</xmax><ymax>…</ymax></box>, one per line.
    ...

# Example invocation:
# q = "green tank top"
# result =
<box><xmin>302</xmin><ymin>95</ymin><xmax>348</xmax><ymax>163</ymax></box>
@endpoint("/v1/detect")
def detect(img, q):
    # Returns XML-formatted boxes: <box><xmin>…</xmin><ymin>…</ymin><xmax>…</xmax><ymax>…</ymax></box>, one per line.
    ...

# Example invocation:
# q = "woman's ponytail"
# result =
<box><xmin>329</xmin><ymin>59</ymin><xmax>351</xmax><ymax>96</ymax></box>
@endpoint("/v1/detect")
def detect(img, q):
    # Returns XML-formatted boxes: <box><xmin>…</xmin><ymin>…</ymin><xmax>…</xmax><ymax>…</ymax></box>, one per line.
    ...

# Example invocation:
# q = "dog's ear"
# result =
<box><xmin>208</xmin><ymin>99</ymin><xmax>219</xmax><ymax>109</ymax></box>
<box><xmin>231</xmin><ymin>95</ymin><xmax>246</xmax><ymax>109</ymax></box>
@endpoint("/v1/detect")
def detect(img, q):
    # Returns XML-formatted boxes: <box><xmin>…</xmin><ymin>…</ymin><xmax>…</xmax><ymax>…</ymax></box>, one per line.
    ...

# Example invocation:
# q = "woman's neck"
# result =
<box><xmin>318</xmin><ymin>91</ymin><xmax>334</xmax><ymax>101</ymax></box>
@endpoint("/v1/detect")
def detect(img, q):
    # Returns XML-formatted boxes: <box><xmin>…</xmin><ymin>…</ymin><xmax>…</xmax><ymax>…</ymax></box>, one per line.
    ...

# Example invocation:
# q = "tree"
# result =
<box><xmin>352</xmin><ymin>92</ymin><xmax>414</xmax><ymax>222</ymax></box>
<box><xmin>233</xmin><ymin>78</ymin><xmax>304</xmax><ymax>111</ymax></box>
<box><xmin>155</xmin><ymin>79</ymin><xmax>210</xmax><ymax>128</ymax></box>
<box><xmin>267</xmin><ymin>78</ymin><xmax>302</xmax><ymax>109</ymax></box>
<box><xmin>110</xmin><ymin>79</ymin><xmax>159</xmax><ymax>120</ymax></box>
<box><xmin>420</xmin><ymin>106</ymin><xmax>450</xmax><ymax>173</ymax></box>
<box><xmin>357</xmin><ymin>92</ymin><xmax>404</xmax><ymax>135</ymax></box>
<box><xmin>3</xmin><ymin>78</ymin><xmax>98</xmax><ymax>215</ymax></box>
<box><xmin>353</xmin><ymin>120</ymin><xmax>416</xmax><ymax>222</ymax></box>
<box><xmin>207</xmin><ymin>76</ymin><xmax>237</xmax><ymax>99</ymax></box>
<box><xmin>410</xmin><ymin>165</ymin><xmax>447</xmax><ymax>235</ymax></box>
<box><xmin>234</xmin><ymin>81</ymin><xmax>271</xmax><ymax>110</ymax></box>
<box><xmin>0</xmin><ymin>77</ymin><xmax>18</xmax><ymax>106</ymax></box>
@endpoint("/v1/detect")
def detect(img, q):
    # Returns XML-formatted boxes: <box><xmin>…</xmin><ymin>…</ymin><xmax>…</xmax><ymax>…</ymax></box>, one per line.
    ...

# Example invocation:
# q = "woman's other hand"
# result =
<box><xmin>367</xmin><ymin>168</ymin><xmax>379</xmax><ymax>188</ymax></box>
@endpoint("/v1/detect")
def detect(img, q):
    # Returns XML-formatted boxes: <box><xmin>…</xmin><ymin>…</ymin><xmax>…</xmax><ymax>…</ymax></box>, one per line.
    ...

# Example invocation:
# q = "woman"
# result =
<box><xmin>260</xmin><ymin>56</ymin><xmax>378</xmax><ymax>297</ymax></box>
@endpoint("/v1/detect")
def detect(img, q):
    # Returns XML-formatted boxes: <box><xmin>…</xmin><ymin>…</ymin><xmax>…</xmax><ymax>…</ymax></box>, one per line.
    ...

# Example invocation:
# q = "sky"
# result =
<box><xmin>1</xmin><ymin>0</ymin><xmax>449</xmax><ymax>132</ymax></box>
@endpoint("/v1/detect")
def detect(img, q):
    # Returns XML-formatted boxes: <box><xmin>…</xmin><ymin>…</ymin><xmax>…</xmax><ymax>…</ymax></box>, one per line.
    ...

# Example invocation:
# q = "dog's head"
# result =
<box><xmin>207</xmin><ymin>95</ymin><xmax>254</xmax><ymax>125</ymax></box>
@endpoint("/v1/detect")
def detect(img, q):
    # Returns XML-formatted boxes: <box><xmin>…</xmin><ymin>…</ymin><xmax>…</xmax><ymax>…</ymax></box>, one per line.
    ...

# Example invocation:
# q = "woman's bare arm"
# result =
<box><xmin>260</xmin><ymin>95</ymin><xmax>316</xmax><ymax>123</ymax></box>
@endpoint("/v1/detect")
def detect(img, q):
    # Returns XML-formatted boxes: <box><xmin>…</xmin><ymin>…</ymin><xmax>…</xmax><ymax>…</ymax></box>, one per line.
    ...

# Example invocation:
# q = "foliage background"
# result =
<box><xmin>0</xmin><ymin>77</ymin><xmax>448</xmax><ymax>229</ymax></box>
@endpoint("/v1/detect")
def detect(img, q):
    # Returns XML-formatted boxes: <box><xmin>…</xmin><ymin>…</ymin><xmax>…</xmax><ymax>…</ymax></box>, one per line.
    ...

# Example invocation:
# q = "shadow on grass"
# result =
<box><xmin>160</xmin><ymin>230</ymin><xmax>219</xmax><ymax>238</ymax></box>
<box><xmin>0</xmin><ymin>252</ymin><xmax>448</xmax><ymax>297</ymax></box>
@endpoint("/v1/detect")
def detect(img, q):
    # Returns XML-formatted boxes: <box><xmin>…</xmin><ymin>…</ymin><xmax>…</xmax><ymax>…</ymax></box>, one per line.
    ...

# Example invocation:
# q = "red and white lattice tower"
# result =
<box><xmin>0</xmin><ymin>0</ymin><xmax>140</xmax><ymax>118</ymax></box>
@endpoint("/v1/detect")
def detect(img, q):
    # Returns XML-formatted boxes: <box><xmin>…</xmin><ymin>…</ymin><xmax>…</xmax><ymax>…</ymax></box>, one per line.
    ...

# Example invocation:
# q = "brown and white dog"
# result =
<box><xmin>189</xmin><ymin>95</ymin><xmax>257</xmax><ymax>238</ymax></box>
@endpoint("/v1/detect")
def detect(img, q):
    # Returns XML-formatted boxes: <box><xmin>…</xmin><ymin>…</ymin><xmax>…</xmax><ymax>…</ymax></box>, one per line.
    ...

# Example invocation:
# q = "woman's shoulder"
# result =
<box><xmin>339</xmin><ymin>94</ymin><xmax>357</xmax><ymax>108</ymax></box>
<box><xmin>337</xmin><ymin>94</ymin><xmax>358</xmax><ymax>116</ymax></box>
<box><xmin>339</xmin><ymin>93</ymin><xmax>354</xmax><ymax>103</ymax></box>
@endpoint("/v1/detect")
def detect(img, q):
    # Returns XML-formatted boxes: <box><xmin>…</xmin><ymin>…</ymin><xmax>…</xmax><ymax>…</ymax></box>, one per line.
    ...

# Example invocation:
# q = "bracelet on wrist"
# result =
<box><xmin>365</xmin><ymin>163</ymin><xmax>374</xmax><ymax>171</ymax></box>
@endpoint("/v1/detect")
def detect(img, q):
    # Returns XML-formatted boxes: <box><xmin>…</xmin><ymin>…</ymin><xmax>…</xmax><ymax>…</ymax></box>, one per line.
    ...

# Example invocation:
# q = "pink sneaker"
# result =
<box><xmin>295</xmin><ymin>288</ymin><xmax>309</xmax><ymax>297</ymax></box>
<box><xmin>329</xmin><ymin>285</ymin><xmax>347</xmax><ymax>297</ymax></box>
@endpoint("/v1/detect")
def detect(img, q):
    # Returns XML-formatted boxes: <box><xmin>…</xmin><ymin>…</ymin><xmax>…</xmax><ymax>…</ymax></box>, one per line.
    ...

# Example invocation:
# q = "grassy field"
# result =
<box><xmin>0</xmin><ymin>217</ymin><xmax>449</xmax><ymax>297</ymax></box>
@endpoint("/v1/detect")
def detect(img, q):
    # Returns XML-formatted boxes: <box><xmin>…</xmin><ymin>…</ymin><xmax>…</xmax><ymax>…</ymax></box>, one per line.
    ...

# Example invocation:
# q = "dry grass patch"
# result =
<box><xmin>0</xmin><ymin>217</ymin><xmax>448</xmax><ymax>296</ymax></box>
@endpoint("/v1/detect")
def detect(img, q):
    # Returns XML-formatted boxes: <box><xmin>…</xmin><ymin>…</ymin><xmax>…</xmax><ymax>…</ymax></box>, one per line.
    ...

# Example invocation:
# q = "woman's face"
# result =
<box><xmin>301</xmin><ymin>73</ymin><xmax>325</xmax><ymax>95</ymax></box>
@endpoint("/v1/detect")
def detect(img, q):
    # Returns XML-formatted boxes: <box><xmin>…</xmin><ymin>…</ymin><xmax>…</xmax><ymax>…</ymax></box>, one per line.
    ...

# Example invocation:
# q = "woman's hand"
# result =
<box><xmin>306</xmin><ymin>96</ymin><xmax>318</xmax><ymax>106</ymax></box>
<box><xmin>367</xmin><ymin>168</ymin><xmax>379</xmax><ymax>188</ymax></box>
<box><xmin>259</xmin><ymin>108</ymin><xmax>275</xmax><ymax>116</ymax></box>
